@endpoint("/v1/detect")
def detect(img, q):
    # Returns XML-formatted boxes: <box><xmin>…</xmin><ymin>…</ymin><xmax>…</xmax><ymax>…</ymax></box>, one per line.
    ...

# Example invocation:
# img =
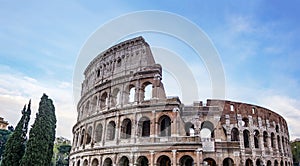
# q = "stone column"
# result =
<box><xmin>102</xmin><ymin>118</ymin><xmax>107</xmax><ymax>146</ymax></box>
<box><xmin>172</xmin><ymin>150</ymin><xmax>177</xmax><ymax>166</ymax></box>
<box><xmin>150</xmin><ymin>151</ymin><xmax>155</xmax><ymax>166</ymax></box>
<box><xmin>196</xmin><ymin>149</ymin><xmax>201</xmax><ymax>166</ymax></box>
<box><xmin>115</xmin><ymin>114</ymin><xmax>120</xmax><ymax>145</ymax></box>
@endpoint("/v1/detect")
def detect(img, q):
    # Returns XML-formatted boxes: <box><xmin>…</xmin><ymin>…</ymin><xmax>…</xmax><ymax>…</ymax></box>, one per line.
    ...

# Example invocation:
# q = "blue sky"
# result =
<box><xmin>1</xmin><ymin>1</ymin><xmax>300</xmax><ymax>140</ymax></box>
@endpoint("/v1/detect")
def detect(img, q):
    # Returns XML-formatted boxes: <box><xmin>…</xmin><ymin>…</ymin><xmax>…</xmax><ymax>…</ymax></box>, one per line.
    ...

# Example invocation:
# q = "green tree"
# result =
<box><xmin>0</xmin><ymin>128</ymin><xmax>13</xmax><ymax>161</ymax></box>
<box><xmin>21</xmin><ymin>94</ymin><xmax>56</xmax><ymax>166</ymax></box>
<box><xmin>1</xmin><ymin>101</ymin><xmax>31</xmax><ymax>166</ymax></box>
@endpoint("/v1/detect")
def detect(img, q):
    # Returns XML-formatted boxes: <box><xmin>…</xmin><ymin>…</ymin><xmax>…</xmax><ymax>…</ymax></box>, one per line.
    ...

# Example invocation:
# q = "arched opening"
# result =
<box><xmin>86</xmin><ymin>126</ymin><xmax>92</xmax><ymax>144</ymax></box>
<box><xmin>184</xmin><ymin>122</ymin><xmax>195</xmax><ymax>136</ymax></box>
<box><xmin>254</xmin><ymin>130</ymin><xmax>260</xmax><ymax>148</ymax></box>
<box><xmin>282</xmin><ymin>136</ymin><xmax>285</xmax><ymax>153</ymax></box>
<box><xmin>83</xmin><ymin>159</ymin><xmax>88</xmax><ymax>166</ymax></box>
<box><xmin>111</xmin><ymin>88</ymin><xmax>121</xmax><ymax>107</ymax></box>
<box><xmin>106</xmin><ymin>121</ymin><xmax>116</xmax><ymax>140</ymax></box>
<box><xmin>139</xmin><ymin>117</ymin><xmax>150</xmax><ymax>137</ymax></box>
<box><xmin>280</xmin><ymin>160</ymin><xmax>283</xmax><ymax>166</ymax></box>
<box><xmin>277</xmin><ymin>135</ymin><xmax>281</xmax><ymax>151</ymax></box>
<box><xmin>92</xmin><ymin>158</ymin><xmax>99</xmax><ymax>166</ymax></box>
<box><xmin>267</xmin><ymin>160</ymin><xmax>271</xmax><ymax>166</ymax></box>
<box><xmin>263</xmin><ymin>131</ymin><xmax>268</xmax><ymax>147</ymax></box>
<box><xmin>159</xmin><ymin>115</ymin><xmax>171</xmax><ymax>137</ymax></box>
<box><xmin>276</xmin><ymin>125</ymin><xmax>279</xmax><ymax>133</ymax></box>
<box><xmin>243</xmin><ymin>130</ymin><xmax>250</xmax><ymax>148</ymax></box>
<box><xmin>203</xmin><ymin>158</ymin><xmax>216</xmax><ymax>166</ymax></box>
<box><xmin>245</xmin><ymin>159</ymin><xmax>253</xmax><ymax>166</ymax></box>
<box><xmin>242</xmin><ymin>117</ymin><xmax>249</xmax><ymax>127</ymax></box>
<box><xmin>157</xmin><ymin>155</ymin><xmax>171</xmax><ymax>166</ymax></box>
<box><xmin>200</xmin><ymin>121</ymin><xmax>214</xmax><ymax>139</ymax></box>
<box><xmin>285</xmin><ymin>161</ymin><xmax>287</xmax><ymax>166</ymax></box>
<box><xmin>77</xmin><ymin>160</ymin><xmax>80</xmax><ymax>166</ymax></box>
<box><xmin>103</xmin><ymin>158</ymin><xmax>113</xmax><ymax>166</ymax></box>
<box><xmin>80</xmin><ymin>129</ymin><xmax>85</xmax><ymax>146</ymax></box>
<box><xmin>100</xmin><ymin>92</ymin><xmax>108</xmax><ymax>109</ymax></box>
<box><xmin>137</xmin><ymin>156</ymin><xmax>149</xmax><ymax>166</ymax></box>
<box><xmin>179</xmin><ymin>155</ymin><xmax>194</xmax><ymax>166</ymax></box>
<box><xmin>274</xmin><ymin>160</ymin><xmax>278</xmax><ymax>166</ymax></box>
<box><xmin>119</xmin><ymin>156</ymin><xmax>129</xmax><ymax>166</ymax></box>
<box><xmin>231</xmin><ymin>128</ymin><xmax>239</xmax><ymax>141</ymax></box>
<box><xmin>121</xmin><ymin>118</ymin><xmax>132</xmax><ymax>139</ymax></box>
<box><xmin>129</xmin><ymin>85</ymin><xmax>135</xmax><ymax>103</ymax></box>
<box><xmin>95</xmin><ymin>123</ymin><xmax>103</xmax><ymax>142</ymax></box>
<box><xmin>143</xmin><ymin>83</ymin><xmax>152</xmax><ymax>100</ymax></box>
<box><xmin>271</xmin><ymin>132</ymin><xmax>275</xmax><ymax>148</ymax></box>
<box><xmin>223</xmin><ymin>157</ymin><xmax>234</xmax><ymax>166</ymax></box>
<box><xmin>92</xmin><ymin>96</ymin><xmax>97</xmax><ymax>111</ymax></box>
<box><xmin>256</xmin><ymin>159</ymin><xmax>262</xmax><ymax>166</ymax></box>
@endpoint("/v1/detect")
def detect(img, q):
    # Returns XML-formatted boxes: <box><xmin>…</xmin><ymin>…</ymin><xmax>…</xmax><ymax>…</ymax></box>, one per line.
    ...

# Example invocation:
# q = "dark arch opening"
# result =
<box><xmin>243</xmin><ymin>130</ymin><xmax>250</xmax><ymax>148</ymax></box>
<box><xmin>92</xmin><ymin>158</ymin><xmax>99</xmax><ymax>166</ymax></box>
<box><xmin>139</xmin><ymin>117</ymin><xmax>150</xmax><ymax>137</ymax></box>
<box><xmin>223</xmin><ymin>157</ymin><xmax>234</xmax><ymax>166</ymax></box>
<box><xmin>267</xmin><ymin>160</ymin><xmax>271</xmax><ymax>166</ymax></box>
<box><xmin>256</xmin><ymin>159</ymin><xmax>262</xmax><ymax>166</ymax></box>
<box><xmin>95</xmin><ymin>123</ymin><xmax>103</xmax><ymax>142</ymax></box>
<box><xmin>119</xmin><ymin>156</ymin><xmax>129</xmax><ymax>166</ymax></box>
<box><xmin>86</xmin><ymin>126</ymin><xmax>92</xmax><ymax>144</ymax></box>
<box><xmin>121</xmin><ymin>118</ymin><xmax>132</xmax><ymax>139</ymax></box>
<box><xmin>103</xmin><ymin>158</ymin><xmax>113</xmax><ymax>166</ymax></box>
<box><xmin>184</xmin><ymin>122</ymin><xmax>195</xmax><ymax>136</ymax></box>
<box><xmin>137</xmin><ymin>156</ymin><xmax>149</xmax><ymax>166</ymax></box>
<box><xmin>231</xmin><ymin>128</ymin><xmax>239</xmax><ymax>141</ymax></box>
<box><xmin>157</xmin><ymin>155</ymin><xmax>171</xmax><ymax>166</ymax></box>
<box><xmin>106</xmin><ymin>121</ymin><xmax>116</xmax><ymax>140</ymax></box>
<box><xmin>254</xmin><ymin>130</ymin><xmax>260</xmax><ymax>148</ymax></box>
<box><xmin>203</xmin><ymin>158</ymin><xmax>216</xmax><ymax>166</ymax></box>
<box><xmin>159</xmin><ymin>115</ymin><xmax>171</xmax><ymax>137</ymax></box>
<box><xmin>180</xmin><ymin>155</ymin><xmax>194</xmax><ymax>166</ymax></box>
<box><xmin>245</xmin><ymin>159</ymin><xmax>253</xmax><ymax>166</ymax></box>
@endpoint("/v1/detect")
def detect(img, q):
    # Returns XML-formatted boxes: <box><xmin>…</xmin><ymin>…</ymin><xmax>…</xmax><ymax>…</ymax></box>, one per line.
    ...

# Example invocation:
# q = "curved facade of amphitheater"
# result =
<box><xmin>69</xmin><ymin>36</ymin><xmax>292</xmax><ymax>166</ymax></box>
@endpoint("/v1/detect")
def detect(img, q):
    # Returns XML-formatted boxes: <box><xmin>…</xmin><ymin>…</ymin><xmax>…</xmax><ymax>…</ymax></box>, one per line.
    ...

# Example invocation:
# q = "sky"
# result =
<box><xmin>1</xmin><ymin>1</ymin><xmax>300</xmax><ymax>140</ymax></box>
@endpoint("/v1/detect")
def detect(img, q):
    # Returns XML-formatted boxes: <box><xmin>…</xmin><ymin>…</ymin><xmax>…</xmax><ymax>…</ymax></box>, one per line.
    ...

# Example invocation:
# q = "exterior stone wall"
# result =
<box><xmin>70</xmin><ymin>36</ymin><xmax>292</xmax><ymax>166</ymax></box>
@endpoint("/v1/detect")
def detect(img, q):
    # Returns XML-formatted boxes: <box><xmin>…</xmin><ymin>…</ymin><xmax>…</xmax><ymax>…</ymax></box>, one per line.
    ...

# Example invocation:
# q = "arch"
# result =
<box><xmin>143</xmin><ymin>82</ymin><xmax>152</xmax><ymax>100</ymax></box>
<box><xmin>276</xmin><ymin>125</ymin><xmax>279</xmax><ymax>132</ymax></box>
<box><xmin>200</xmin><ymin>121</ymin><xmax>214</xmax><ymax>138</ymax></box>
<box><xmin>285</xmin><ymin>161</ymin><xmax>287</xmax><ymax>166</ymax></box>
<box><xmin>85</xmin><ymin>101</ymin><xmax>90</xmax><ymax>113</ymax></box>
<box><xmin>282</xmin><ymin>136</ymin><xmax>285</xmax><ymax>153</ymax></box>
<box><xmin>121</xmin><ymin>118</ymin><xmax>132</xmax><ymax>139</ymax></box>
<box><xmin>137</xmin><ymin>156</ymin><xmax>149</xmax><ymax>166</ymax></box>
<box><xmin>184</xmin><ymin>122</ymin><xmax>195</xmax><ymax>136</ymax></box>
<box><xmin>129</xmin><ymin>85</ymin><xmax>135</xmax><ymax>103</ymax></box>
<box><xmin>86</xmin><ymin>126</ymin><xmax>92</xmax><ymax>144</ymax></box>
<box><xmin>138</xmin><ymin>116</ymin><xmax>150</xmax><ymax>137</ymax></box>
<box><xmin>245</xmin><ymin>159</ymin><xmax>253</xmax><ymax>166</ymax></box>
<box><xmin>106</xmin><ymin>121</ymin><xmax>116</xmax><ymax>140</ymax></box>
<box><xmin>277</xmin><ymin>135</ymin><xmax>281</xmax><ymax>151</ymax></box>
<box><xmin>83</xmin><ymin>159</ymin><xmax>88</xmax><ymax>166</ymax></box>
<box><xmin>77</xmin><ymin>160</ymin><xmax>80</xmax><ymax>166</ymax></box>
<box><xmin>254</xmin><ymin>130</ymin><xmax>260</xmax><ymax>148</ymax></box>
<box><xmin>274</xmin><ymin>160</ymin><xmax>278</xmax><ymax>166</ymax></box>
<box><xmin>203</xmin><ymin>158</ymin><xmax>216</xmax><ymax>166</ymax></box>
<box><xmin>271</xmin><ymin>132</ymin><xmax>275</xmax><ymax>148</ymax></box>
<box><xmin>280</xmin><ymin>160</ymin><xmax>283</xmax><ymax>166</ymax></box>
<box><xmin>266</xmin><ymin>160</ymin><xmax>271</xmax><ymax>166</ymax></box>
<box><xmin>242</xmin><ymin>117</ymin><xmax>249</xmax><ymax>127</ymax></box>
<box><xmin>92</xmin><ymin>158</ymin><xmax>99</xmax><ymax>166</ymax></box>
<box><xmin>263</xmin><ymin>131</ymin><xmax>268</xmax><ymax>147</ymax></box>
<box><xmin>80</xmin><ymin>129</ymin><xmax>85</xmax><ymax>146</ymax></box>
<box><xmin>223</xmin><ymin>157</ymin><xmax>234</xmax><ymax>166</ymax></box>
<box><xmin>231</xmin><ymin>127</ymin><xmax>239</xmax><ymax>141</ymax></box>
<box><xmin>95</xmin><ymin>123</ymin><xmax>103</xmax><ymax>142</ymax></box>
<box><xmin>243</xmin><ymin>130</ymin><xmax>250</xmax><ymax>148</ymax></box>
<box><xmin>103</xmin><ymin>158</ymin><xmax>113</xmax><ymax>166</ymax></box>
<box><xmin>159</xmin><ymin>115</ymin><xmax>171</xmax><ymax>137</ymax></box>
<box><xmin>119</xmin><ymin>156</ymin><xmax>130</xmax><ymax>166</ymax></box>
<box><xmin>92</xmin><ymin>96</ymin><xmax>98</xmax><ymax>111</ymax></box>
<box><xmin>179</xmin><ymin>155</ymin><xmax>194</xmax><ymax>166</ymax></box>
<box><xmin>100</xmin><ymin>92</ymin><xmax>108</xmax><ymax>109</ymax></box>
<box><xmin>255</xmin><ymin>159</ymin><xmax>262</xmax><ymax>166</ymax></box>
<box><xmin>157</xmin><ymin>155</ymin><xmax>171</xmax><ymax>166</ymax></box>
<box><xmin>111</xmin><ymin>88</ymin><xmax>121</xmax><ymax>107</ymax></box>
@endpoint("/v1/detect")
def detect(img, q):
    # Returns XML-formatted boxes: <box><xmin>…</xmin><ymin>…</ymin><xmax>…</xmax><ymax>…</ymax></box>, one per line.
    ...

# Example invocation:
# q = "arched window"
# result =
<box><xmin>242</xmin><ymin>117</ymin><xmax>249</xmax><ymax>127</ymax></box>
<box><xmin>245</xmin><ymin>159</ymin><xmax>253</xmax><ymax>166</ymax></box>
<box><xmin>103</xmin><ymin>158</ymin><xmax>113</xmax><ymax>166</ymax></box>
<box><xmin>86</xmin><ymin>126</ymin><xmax>92</xmax><ymax>144</ymax></box>
<box><xmin>185</xmin><ymin>122</ymin><xmax>195</xmax><ymax>136</ymax></box>
<box><xmin>231</xmin><ymin>128</ymin><xmax>239</xmax><ymax>141</ymax></box>
<box><xmin>256</xmin><ymin>159</ymin><xmax>262</xmax><ymax>166</ymax></box>
<box><xmin>137</xmin><ymin>156</ymin><xmax>149</xmax><ymax>166</ymax></box>
<box><xmin>143</xmin><ymin>83</ymin><xmax>152</xmax><ymax>100</ymax></box>
<box><xmin>267</xmin><ymin>160</ymin><xmax>272</xmax><ymax>166</ymax></box>
<box><xmin>271</xmin><ymin>132</ymin><xmax>275</xmax><ymax>148</ymax></box>
<box><xmin>277</xmin><ymin>135</ymin><xmax>281</xmax><ymax>151</ymax></box>
<box><xmin>100</xmin><ymin>92</ymin><xmax>108</xmax><ymax>109</ymax></box>
<box><xmin>282</xmin><ymin>136</ymin><xmax>285</xmax><ymax>153</ymax></box>
<box><xmin>83</xmin><ymin>159</ymin><xmax>88</xmax><ymax>166</ymax></box>
<box><xmin>254</xmin><ymin>130</ymin><xmax>260</xmax><ymax>148</ymax></box>
<box><xmin>159</xmin><ymin>115</ymin><xmax>171</xmax><ymax>137</ymax></box>
<box><xmin>157</xmin><ymin>155</ymin><xmax>171</xmax><ymax>166</ymax></box>
<box><xmin>111</xmin><ymin>88</ymin><xmax>121</xmax><ymax>107</ymax></box>
<box><xmin>200</xmin><ymin>121</ymin><xmax>214</xmax><ymax>139</ymax></box>
<box><xmin>129</xmin><ymin>85</ymin><xmax>135</xmax><ymax>103</ymax></box>
<box><xmin>276</xmin><ymin>125</ymin><xmax>279</xmax><ymax>132</ymax></box>
<box><xmin>106</xmin><ymin>121</ymin><xmax>116</xmax><ymax>140</ymax></box>
<box><xmin>274</xmin><ymin>160</ymin><xmax>278</xmax><ymax>166</ymax></box>
<box><xmin>180</xmin><ymin>155</ymin><xmax>194</xmax><ymax>166</ymax></box>
<box><xmin>92</xmin><ymin>158</ymin><xmax>99</xmax><ymax>166</ymax></box>
<box><xmin>263</xmin><ymin>131</ymin><xmax>268</xmax><ymax>147</ymax></box>
<box><xmin>139</xmin><ymin>117</ymin><xmax>150</xmax><ymax>137</ymax></box>
<box><xmin>119</xmin><ymin>156</ymin><xmax>129</xmax><ymax>166</ymax></box>
<box><xmin>203</xmin><ymin>158</ymin><xmax>216</xmax><ymax>166</ymax></box>
<box><xmin>95</xmin><ymin>123</ymin><xmax>103</xmax><ymax>142</ymax></box>
<box><xmin>243</xmin><ymin>130</ymin><xmax>250</xmax><ymax>148</ymax></box>
<box><xmin>80</xmin><ymin>129</ymin><xmax>85</xmax><ymax>146</ymax></box>
<box><xmin>77</xmin><ymin>160</ymin><xmax>80</xmax><ymax>166</ymax></box>
<box><xmin>121</xmin><ymin>118</ymin><xmax>132</xmax><ymax>139</ymax></box>
<box><xmin>223</xmin><ymin>158</ymin><xmax>234</xmax><ymax>166</ymax></box>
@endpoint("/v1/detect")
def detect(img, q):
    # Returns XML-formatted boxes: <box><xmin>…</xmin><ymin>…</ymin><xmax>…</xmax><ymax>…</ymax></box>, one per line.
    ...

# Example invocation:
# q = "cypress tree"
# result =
<box><xmin>1</xmin><ymin>100</ymin><xmax>31</xmax><ymax>166</ymax></box>
<box><xmin>21</xmin><ymin>94</ymin><xmax>56</xmax><ymax>166</ymax></box>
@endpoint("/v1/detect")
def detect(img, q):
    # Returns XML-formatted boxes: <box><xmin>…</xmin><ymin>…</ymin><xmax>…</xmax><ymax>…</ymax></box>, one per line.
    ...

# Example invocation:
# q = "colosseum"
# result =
<box><xmin>70</xmin><ymin>36</ymin><xmax>293</xmax><ymax>166</ymax></box>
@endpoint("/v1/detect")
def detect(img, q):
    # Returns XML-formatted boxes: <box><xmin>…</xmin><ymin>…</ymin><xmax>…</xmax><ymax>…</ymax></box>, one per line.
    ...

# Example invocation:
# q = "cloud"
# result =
<box><xmin>0</xmin><ymin>66</ymin><xmax>76</xmax><ymax>140</ymax></box>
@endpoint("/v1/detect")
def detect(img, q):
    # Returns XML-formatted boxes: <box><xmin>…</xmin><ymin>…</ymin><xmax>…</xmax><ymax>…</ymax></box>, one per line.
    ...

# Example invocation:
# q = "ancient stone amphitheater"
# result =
<box><xmin>70</xmin><ymin>36</ymin><xmax>293</xmax><ymax>166</ymax></box>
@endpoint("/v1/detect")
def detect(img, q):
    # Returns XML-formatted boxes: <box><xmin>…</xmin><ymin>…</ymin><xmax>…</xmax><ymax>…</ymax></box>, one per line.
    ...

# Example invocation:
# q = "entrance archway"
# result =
<box><xmin>179</xmin><ymin>155</ymin><xmax>194</xmax><ymax>166</ymax></box>
<box><xmin>157</xmin><ymin>155</ymin><xmax>171</xmax><ymax>166</ymax></box>
<box><xmin>223</xmin><ymin>157</ymin><xmax>234</xmax><ymax>166</ymax></box>
<box><xmin>137</xmin><ymin>156</ymin><xmax>149</xmax><ymax>166</ymax></box>
<box><xmin>203</xmin><ymin>158</ymin><xmax>216</xmax><ymax>166</ymax></box>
